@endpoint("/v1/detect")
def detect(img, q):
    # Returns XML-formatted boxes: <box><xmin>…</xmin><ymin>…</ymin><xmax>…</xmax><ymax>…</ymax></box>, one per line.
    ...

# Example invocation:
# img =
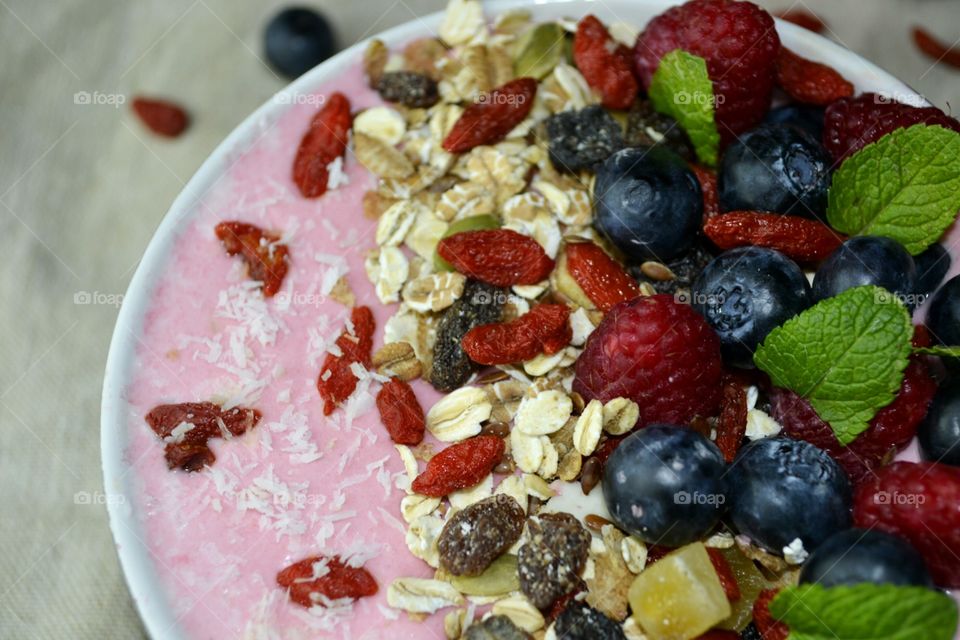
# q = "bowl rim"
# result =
<box><xmin>100</xmin><ymin>1</ymin><xmax>925</xmax><ymax>637</ymax></box>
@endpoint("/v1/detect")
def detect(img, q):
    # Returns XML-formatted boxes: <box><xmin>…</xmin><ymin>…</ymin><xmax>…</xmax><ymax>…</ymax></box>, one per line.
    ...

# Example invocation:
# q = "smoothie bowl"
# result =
<box><xmin>101</xmin><ymin>0</ymin><xmax>960</xmax><ymax>638</ymax></box>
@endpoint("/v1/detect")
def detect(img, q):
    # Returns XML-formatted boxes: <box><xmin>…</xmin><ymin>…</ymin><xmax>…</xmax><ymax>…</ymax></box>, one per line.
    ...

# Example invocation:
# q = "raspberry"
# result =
<box><xmin>854</xmin><ymin>461</ymin><xmax>960</xmax><ymax>587</ymax></box>
<box><xmin>823</xmin><ymin>92</ymin><xmax>960</xmax><ymax>162</ymax></box>
<box><xmin>770</xmin><ymin>359</ymin><xmax>937</xmax><ymax>485</ymax></box>
<box><xmin>752</xmin><ymin>589</ymin><xmax>788</xmax><ymax>640</ymax></box>
<box><xmin>634</xmin><ymin>0</ymin><xmax>780</xmax><ymax>144</ymax></box>
<box><xmin>573</xmin><ymin>294</ymin><xmax>723</xmax><ymax>426</ymax></box>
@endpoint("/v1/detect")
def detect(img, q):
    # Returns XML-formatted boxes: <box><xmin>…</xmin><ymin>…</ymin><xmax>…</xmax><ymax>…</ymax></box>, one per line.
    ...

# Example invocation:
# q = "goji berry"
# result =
<box><xmin>706</xmin><ymin>548</ymin><xmax>741</xmax><ymax>601</ymax></box>
<box><xmin>292</xmin><ymin>92</ymin><xmax>352</xmax><ymax>198</ymax></box>
<box><xmin>572</xmin><ymin>15</ymin><xmax>639</xmax><ymax>110</ymax></box>
<box><xmin>703</xmin><ymin>212</ymin><xmax>845</xmax><ymax>262</ymax></box>
<box><xmin>775</xmin><ymin>48</ymin><xmax>853</xmax><ymax>106</ymax></box>
<box><xmin>214</xmin><ymin>221</ymin><xmax>290</xmax><ymax>297</ymax></box>
<box><xmin>317</xmin><ymin>306</ymin><xmax>375</xmax><ymax>415</ymax></box>
<box><xmin>411</xmin><ymin>435</ymin><xmax>505</xmax><ymax>497</ymax></box>
<box><xmin>913</xmin><ymin>324</ymin><xmax>933</xmax><ymax>348</ymax></box>
<box><xmin>564</xmin><ymin>241</ymin><xmax>640</xmax><ymax>312</ymax></box>
<box><xmin>775</xmin><ymin>9</ymin><xmax>826</xmax><ymax>33</ymax></box>
<box><xmin>644</xmin><ymin>544</ymin><xmax>675</xmax><ymax>565</ymax></box>
<box><xmin>376</xmin><ymin>378</ymin><xmax>425</xmax><ymax>445</ymax></box>
<box><xmin>132</xmin><ymin>97</ymin><xmax>189</xmax><ymax>137</ymax></box>
<box><xmin>690</xmin><ymin>164</ymin><xmax>719</xmax><ymax>219</ymax></box>
<box><xmin>277</xmin><ymin>555</ymin><xmax>378</xmax><ymax>607</ymax></box>
<box><xmin>437</xmin><ymin>229</ymin><xmax>554</xmax><ymax>287</ymax></box>
<box><xmin>912</xmin><ymin>27</ymin><xmax>960</xmax><ymax>70</ymax></box>
<box><xmin>461</xmin><ymin>303</ymin><xmax>571</xmax><ymax>365</ymax></box>
<box><xmin>752</xmin><ymin>589</ymin><xmax>789</xmax><ymax>640</ymax></box>
<box><xmin>442</xmin><ymin>78</ymin><xmax>537</xmax><ymax>153</ymax></box>
<box><xmin>716</xmin><ymin>377</ymin><xmax>747</xmax><ymax>463</ymax></box>
<box><xmin>145</xmin><ymin>402</ymin><xmax>261</xmax><ymax>471</ymax></box>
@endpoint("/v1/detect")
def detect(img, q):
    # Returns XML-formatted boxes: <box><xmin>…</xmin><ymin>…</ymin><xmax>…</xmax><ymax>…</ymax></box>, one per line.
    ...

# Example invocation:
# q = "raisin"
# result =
<box><xmin>464</xmin><ymin>615</ymin><xmax>533</xmax><ymax>640</ymax></box>
<box><xmin>443</xmin><ymin>77</ymin><xmax>538</xmax><ymax>153</ymax></box>
<box><xmin>462</xmin><ymin>303</ymin><xmax>571</xmax><ymax>366</ymax></box>
<box><xmin>572</xmin><ymin>15</ymin><xmax>638</xmax><ymax>110</ymax></box>
<box><xmin>545</xmin><ymin>105</ymin><xmax>624</xmax><ymax>172</ymax></box>
<box><xmin>276</xmin><ymin>555</ymin><xmax>377</xmax><ymax>607</ymax></box>
<box><xmin>438</xmin><ymin>495</ymin><xmax>525</xmax><ymax>576</ymax></box>
<box><xmin>411</xmin><ymin>435</ymin><xmax>505</xmax><ymax>497</ymax></box>
<box><xmin>518</xmin><ymin>512</ymin><xmax>591</xmax><ymax>609</ymax></box>
<box><xmin>430</xmin><ymin>280</ymin><xmax>504</xmax><ymax>392</ymax></box>
<box><xmin>132</xmin><ymin>97</ymin><xmax>189</xmax><ymax>137</ymax></box>
<box><xmin>292</xmin><ymin>92</ymin><xmax>352</xmax><ymax>198</ymax></box>
<box><xmin>624</xmin><ymin>100</ymin><xmax>694</xmax><ymax>160</ymax></box>
<box><xmin>376</xmin><ymin>378</ymin><xmax>425</xmax><ymax>445</ymax></box>
<box><xmin>215</xmin><ymin>221</ymin><xmax>290</xmax><ymax>297</ymax></box>
<box><xmin>716</xmin><ymin>378</ymin><xmax>748</xmax><ymax>463</ymax></box>
<box><xmin>554</xmin><ymin>602</ymin><xmax>627</xmax><ymax>640</ymax></box>
<box><xmin>437</xmin><ymin>229</ymin><xmax>554</xmax><ymax>287</ymax></box>
<box><xmin>145</xmin><ymin>402</ymin><xmax>261</xmax><ymax>472</ymax></box>
<box><xmin>376</xmin><ymin>71</ymin><xmax>440</xmax><ymax>108</ymax></box>
<box><xmin>317</xmin><ymin>307</ymin><xmax>375</xmax><ymax>415</ymax></box>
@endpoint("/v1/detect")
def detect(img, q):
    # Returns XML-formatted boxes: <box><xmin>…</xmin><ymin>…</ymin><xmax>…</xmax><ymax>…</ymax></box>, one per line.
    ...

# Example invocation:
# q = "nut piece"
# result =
<box><xmin>491</xmin><ymin>595</ymin><xmax>545</xmax><ymax>633</ymax></box>
<box><xmin>573</xmin><ymin>399</ymin><xmax>603</xmax><ymax>456</ymax></box>
<box><xmin>373</xmin><ymin>342</ymin><xmax>423</xmax><ymax>381</ymax></box>
<box><xmin>518</xmin><ymin>512</ymin><xmax>592</xmax><ymax>609</ymax></box>
<box><xmin>514</xmin><ymin>390</ymin><xmax>573</xmax><ymax>436</ymax></box>
<box><xmin>387</xmin><ymin>577</ymin><xmax>464</xmax><ymax>613</ymax></box>
<box><xmin>426</xmin><ymin>386</ymin><xmax>492</xmax><ymax>442</ymax></box>
<box><xmin>602</xmin><ymin>397</ymin><xmax>640</xmax><ymax>435</ymax></box>
<box><xmin>438</xmin><ymin>494</ymin><xmax>525</xmax><ymax>576</ymax></box>
<box><xmin>403</xmin><ymin>272</ymin><xmax>467</xmax><ymax>313</ymax></box>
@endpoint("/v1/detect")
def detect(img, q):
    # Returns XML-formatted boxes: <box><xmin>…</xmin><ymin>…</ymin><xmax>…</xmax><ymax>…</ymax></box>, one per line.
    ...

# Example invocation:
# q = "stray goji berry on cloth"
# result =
<box><xmin>912</xmin><ymin>27</ymin><xmax>960</xmax><ymax>70</ymax></box>
<box><xmin>573</xmin><ymin>15</ymin><xmax>639</xmax><ymax>110</ymax></box>
<box><xmin>774</xmin><ymin>48</ymin><xmax>853</xmax><ymax>106</ymax></box>
<box><xmin>437</xmin><ymin>229</ymin><xmax>554</xmax><ymax>287</ymax></box>
<box><xmin>277</xmin><ymin>555</ymin><xmax>378</xmax><ymax>607</ymax></box>
<box><xmin>376</xmin><ymin>378</ymin><xmax>425</xmax><ymax>445</ymax></box>
<box><xmin>462</xmin><ymin>303</ymin><xmax>571</xmax><ymax>365</ymax></box>
<box><xmin>214</xmin><ymin>221</ymin><xmax>290</xmax><ymax>297</ymax></box>
<box><xmin>145</xmin><ymin>402</ymin><xmax>261</xmax><ymax>471</ymax></box>
<box><xmin>715</xmin><ymin>378</ymin><xmax>747</xmax><ymax>463</ymax></box>
<box><xmin>292</xmin><ymin>92</ymin><xmax>352</xmax><ymax>198</ymax></box>
<box><xmin>442</xmin><ymin>77</ymin><xmax>537</xmax><ymax>153</ymax></box>
<box><xmin>703</xmin><ymin>212</ymin><xmax>845</xmax><ymax>262</ymax></box>
<box><xmin>317</xmin><ymin>306</ymin><xmax>375</xmax><ymax>415</ymax></box>
<box><xmin>411</xmin><ymin>435</ymin><xmax>505</xmax><ymax>497</ymax></box>
<box><xmin>565</xmin><ymin>241</ymin><xmax>640</xmax><ymax>312</ymax></box>
<box><xmin>132</xmin><ymin>96</ymin><xmax>189</xmax><ymax>137</ymax></box>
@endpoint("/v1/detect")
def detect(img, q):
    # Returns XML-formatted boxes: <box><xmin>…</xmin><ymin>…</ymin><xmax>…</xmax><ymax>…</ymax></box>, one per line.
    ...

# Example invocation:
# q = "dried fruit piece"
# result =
<box><xmin>462</xmin><ymin>303</ymin><xmax>571</xmax><ymax>365</ymax></box>
<box><xmin>145</xmin><ymin>402</ymin><xmax>261</xmax><ymax>471</ymax></box>
<box><xmin>438</xmin><ymin>229</ymin><xmax>554</xmax><ymax>287</ymax></box>
<box><xmin>546</xmin><ymin>105</ymin><xmax>625</xmax><ymax>173</ymax></box>
<box><xmin>377</xmin><ymin>71</ymin><xmax>440</xmax><ymax>108</ymax></box>
<box><xmin>912</xmin><ymin>26</ymin><xmax>960</xmax><ymax>70</ymax></box>
<box><xmin>703</xmin><ymin>212</ymin><xmax>845</xmax><ymax>262</ymax></box>
<box><xmin>464</xmin><ymin>615</ymin><xmax>533</xmax><ymax>640</ymax></box>
<box><xmin>316</xmin><ymin>306</ymin><xmax>375</xmax><ymax>415</ymax></box>
<box><xmin>442</xmin><ymin>77</ymin><xmax>537</xmax><ymax>153</ymax></box>
<box><xmin>376</xmin><ymin>378</ymin><xmax>425</xmax><ymax>445</ymax></box>
<box><xmin>752</xmin><ymin>589</ymin><xmax>789</xmax><ymax>640</ymax></box>
<box><xmin>411</xmin><ymin>435</ymin><xmax>504</xmax><ymax>497</ymax></box>
<box><xmin>438</xmin><ymin>495</ymin><xmax>525</xmax><ymax>576</ymax></box>
<box><xmin>715</xmin><ymin>378</ymin><xmax>747</xmax><ymax>463</ymax></box>
<box><xmin>775</xmin><ymin>48</ymin><xmax>853</xmax><ymax>106</ymax></box>
<box><xmin>564</xmin><ymin>242</ymin><xmax>640</xmax><ymax>312</ymax></box>
<box><xmin>518</xmin><ymin>512</ymin><xmax>591</xmax><ymax>609</ymax></box>
<box><xmin>706</xmin><ymin>548</ymin><xmax>741</xmax><ymax>602</ymax></box>
<box><xmin>572</xmin><ymin>15</ymin><xmax>638</xmax><ymax>110</ymax></box>
<box><xmin>292</xmin><ymin>92</ymin><xmax>352</xmax><ymax>198</ymax></box>
<box><xmin>214</xmin><ymin>221</ymin><xmax>290</xmax><ymax>297</ymax></box>
<box><xmin>132</xmin><ymin>97</ymin><xmax>189</xmax><ymax>137</ymax></box>
<box><xmin>431</xmin><ymin>280</ymin><xmax>505</xmax><ymax>392</ymax></box>
<box><xmin>691</xmin><ymin>164</ymin><xmax>719</xmax><ymax>219</ymax></box>
<box><xmin>277</xmin><ymin>555</ymin><xmax>377</xmax><ymax>607</ymax></box>
<box><xmin>776</xmin><ymin>9</ymin><xmax>826</xmax><ymax>33</ymax></box>
<box><xmin>435</xmin><ymin>215</ymin><xmax>500</xmax><ymax>271</ymax></box>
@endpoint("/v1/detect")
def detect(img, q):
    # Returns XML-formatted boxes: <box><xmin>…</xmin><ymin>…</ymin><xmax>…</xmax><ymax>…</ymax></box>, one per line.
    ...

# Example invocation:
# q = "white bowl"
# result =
<box><xmin>101</xmin><ymin>1</ymin><xmax>926</xmax><ymax>637</ymax></box>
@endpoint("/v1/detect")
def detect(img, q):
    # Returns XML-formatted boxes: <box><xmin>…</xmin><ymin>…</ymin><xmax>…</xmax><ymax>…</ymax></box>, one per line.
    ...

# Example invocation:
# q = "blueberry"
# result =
<box><xmin>729</xmin><ymin>437</ymin><xmax>852</xmax><ymax>554</ymax></box>
<box><xmin>718</xmin><ymin>123</ymin><xmax>831</xmax><ymax>217</ymax></box>
<box><xmin>812</xmin><ymin>236</ymin><xmax>917</xmax><ymax>304</ymax></box>
<box><xmin>593</xmin><ymin>146</ymin><xmax>703</xmax><ymax>263</ymax></box>
<box><xmin>692</xmin><ymin>247</ymin><xmax>811</xmax><ymax>368</ymax></box>
<box><xmin>927</xmin><ymin>275</ymin><xmax>960</xmax><ymax>346</ymax></box>
<box><xmin>602</xmin><ymin>425</ymin><xmax>727</xmax><ymax>546</ymax></box>
<box><xmin>799</xmin><ymin>528</ymin><xmax>933</xmax><ymax>588</ymax></box>
<box><xmin>265</xmin><ymin>7</ymin><xmax>336</xmax><ymax>79</ymax></box>
<box><xmin>918</xmin><ymin>378</ymin><xmax>960</xmax><ymax>466</ymax></box>
<box><xmin>763</xmin><ymin>104</ymin><xmax>825</xmax><ymax>141</ymax></box>
<box><xmin>914</xmin><ymin>244</ymin><xmax>951</xmax><ymax>297</ymax></box>
<box><xmin>546</xmin><ymin>105</ymin><xmax>624</xmax><ymax>172</ymax></box>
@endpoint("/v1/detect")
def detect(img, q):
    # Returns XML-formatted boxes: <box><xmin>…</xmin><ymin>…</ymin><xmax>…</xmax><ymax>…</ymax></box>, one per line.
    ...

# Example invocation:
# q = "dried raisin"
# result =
<box><xmin>464</xmin><ymin>615</ymin><xmax>533</xmax><ymax>640</ymax></box>
<box><xmin>430</xmin><ymin>280</ymin><xmax>504</xmax><ymax>392</ymax></box>
<box><xmin>376</xmin><ymin>378</ymin><xmax>425</xmax><ymax>445</ymax></box>
<box><xmin>546</xmin><ymin>105</ymin><xmax>624</xmax><ymax>173</ymax></box>
<box><xmin>518</xmin><ymin>512</ymin><xmax>591</xmax><ymax>609</ymax></box>
<box><xmin>554</xmin><ymin>602</ymin><xmax>626</xmax><ymax>640</ymax></box>
<box><xmin>376</xmin><ymin>71</ymin><xmax>440</xmax><ymax>108</ymax></box>
<box><xmin>438</xmin><ymin>495</ymin><xmax>525</xmax><ymax>576</ymax></box>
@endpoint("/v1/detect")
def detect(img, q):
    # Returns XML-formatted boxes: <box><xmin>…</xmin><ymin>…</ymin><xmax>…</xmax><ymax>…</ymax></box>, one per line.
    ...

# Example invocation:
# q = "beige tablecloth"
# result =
<box><xmin>0</xmin><ymin>0</ymin><xmax>957</xmax><ymax>637</ymax></box>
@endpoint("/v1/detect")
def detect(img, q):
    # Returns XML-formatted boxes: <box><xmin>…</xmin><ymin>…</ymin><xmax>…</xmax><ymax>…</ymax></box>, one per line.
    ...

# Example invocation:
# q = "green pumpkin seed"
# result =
<box><xmin>449</xmin><ymin>554</ymin><xmax>520</xmax><ymax>596</ymax></box>
<box><xmin>513</xmin><ymin>23</ymin><xmax>565</xmax><ymax>80</ymax></box>
<box><xmin>434</xmin><ymin>214</ymin><xmax>500</xmax><ymax>271</ymax></box>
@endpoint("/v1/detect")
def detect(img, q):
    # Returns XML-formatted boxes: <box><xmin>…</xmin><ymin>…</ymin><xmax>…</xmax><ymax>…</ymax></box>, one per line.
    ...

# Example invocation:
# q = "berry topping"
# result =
<box><xmin>518</xmin><ymin>513</ymin><xmax>591</xmax><ymax>609</ymax></box>
<box><xmin>292</xmin><ymin>92</ymin><xmax>352</xmax><ymax>198</ymax></box>
<box><xmin>264</xmin><ymin>7</ymin><xmax>336</xmax><ymax>79</ymax></box>
<box><xmin>437</xmin><ymin>495</ymin><xmax>525</xmax><ymax>576</ymax></box>
<box><xmin>912</xmin><ymin>26</ymin><xmax>960</xmax><ymax>70</ymax></box>
<box><xmin>462</xmin><ymin>303</ymin><xmax>570</xmax><ymax>365</ymax></box>
<box><xmin>430</xmin><ymin>281</ymin><xmax>504</xmax><ymax>392</ymax></box>
<box><xmin>763</xmin><ymin>103</ymin><xmax>825</xmax><ymax>141</ymax></box>
<box><xmin>913</xmin><ymin>243</ymin><xmax>951</xmax><ymax>297</ymax></box>
<box><xmin>145</xmin><ymin>402</ymin><xmax>261</xmax><ymax>471</ymax></box>
<box><xmin>276</xmin><ymin>555</ymin><xmax>377</xmax><ymax>607</ymax></box>
<box><xmin>774</xmin><ymin>48</ymin><xmax>854</xmax><ymax>106</ymax></box>
<box><xmin>918</xmin><ymin>378</ymin><xmax>960</xmax><ymax>466</ymax></box>
<box><xmin>411</xmin><ymin>435</ymin><xmax>504</xmax><ymax>497</ymax></box>
<box><xmin>214</xmin><ymin>221</ymin><xmax>290</xmax><ymax>297</ymax></box>
<box><xmin>563</xmin><ymin>241</ymin><xmax>641</xmax><ymax>312</ymax></box>
<box><xmin>442</xmin><ymin>78</ymin><xmax>537</xmax><ymax>153</ymax></box>
<box><xmin>131</xmin><ymin>97</ymin><xmax>189</xmax><ymax>137</ymax></box>
<box><xmin>751</xmin><ymin>589</ymin><xmax>789</xmax><ymax>640</ymax></box>
<box><xmin>554</xmin><ymin>602</ymin><xmax>627</xmax><ymax>639</ymax></box>
<box><xmin>926</xmin><ymin>274</ymin><xmax>960</xmax><ymax>347</ymax></box>
<box><xmin>716</xmin><ymin>377</ymin><xmax>748</xmax><ymax>462</ymax></box>
<box><xmin>812</xmin><ymin>236</ymin><xmax>917</xmax><ymax>304</ymax></box>
<box><xmin>545</xmin><ymin>105</ymin><xmax>624</xmax><ymax>173</ymax></box>
<box><xmin>316</xmin><ymin>306</ymin><xmax>375</xmax><ymax>415</ymax></box>
<box><xmin>573</xmin><ymin>15</ymin><xmax>639</xmax><ymax>110</ymax></box>
<box><xmin>799</xmin><ymin>528</ymin><xmax>933</xmax><ymax>588</ymax></box>
<box><xmin>375</xmin><ymin>378</ymin><xmax>425</xmax><ymax>445</ymax></box>
<box><xmin>437</xmin><ymin>229</ymin><xmax>554</xmax><ymax>287</ymax></box>
<box><xmin>602</xmin><ymin>426</ymin><xmax>728</xmax><ymax>546</ymax></box>
<box><xmin>703</xmin><ymin>212</ymin><xmax>845</xmax><ymax>262</ymax></box>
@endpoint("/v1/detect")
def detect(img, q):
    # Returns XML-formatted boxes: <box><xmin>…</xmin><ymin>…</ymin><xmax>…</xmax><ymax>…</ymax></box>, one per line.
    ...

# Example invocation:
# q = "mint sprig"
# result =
<box><xmin>827</xmin><ymin>124</ymin><xmax>960</xmax><ymax>255</ymax></box>
<box><xmin>753</xmin><ymin>286</ymin><xmax>912</xmax><ymax>445</ymax></box>
<box><xmin>771</xmin><ymin>583</ymin><xmax>958</xmax><ymax>640</ymax></box>
<box><xmin>648</xmin><ymin>49</ymin><xmax>720</xmax><ymax>166</ymax></box>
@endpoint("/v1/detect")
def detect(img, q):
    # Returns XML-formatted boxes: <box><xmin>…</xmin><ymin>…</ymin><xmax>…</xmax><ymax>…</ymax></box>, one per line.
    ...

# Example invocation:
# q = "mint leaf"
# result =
<box><xmin>827</xmin><ymin>124</ymin><xmax>960</xmax><ymax>255</ymax></box>
<box><xmin>648</xmin><ymin>49</ymin><xmax>720</xmax><ymax>166</ymax></box>
<box><xmin>771</xmin><ymin>583</ymin><xmax>958</xmax><ymax>640</ymax></box>
<box><xmin>915</xmin><ymin>345</ymin><xmax>960</xmax><ymax>358</ymax></box>
<box><xmin>753</xmin><ymin>286</ymin><xmax>912</xmax><ymax>444</ymax></box>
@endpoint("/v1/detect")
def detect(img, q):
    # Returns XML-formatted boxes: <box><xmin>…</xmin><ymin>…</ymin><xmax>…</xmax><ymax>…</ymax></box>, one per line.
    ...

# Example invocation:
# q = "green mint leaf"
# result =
<box><xmin>915</xmin><ymin>344</ymin><xmax>960</xmax><ymax>358</ymax></box>
<box><xmin>771</xmin><ymin>583</ymin><xmax>958</xmax><ymax>640</ymax></box>
<box><xmin>648</xmin><ymin>49</ymin><xmax>720</xmax><ymax>166</ymax></box>
<box><xmin>826</xmin><ymin>124</ymin><xmax>960</xmax><ymax>255</ymax></box>
<box><xmin>753</xmin><ymin>286</ymin><xmax>912</xmax><ymax>444</ymax></box>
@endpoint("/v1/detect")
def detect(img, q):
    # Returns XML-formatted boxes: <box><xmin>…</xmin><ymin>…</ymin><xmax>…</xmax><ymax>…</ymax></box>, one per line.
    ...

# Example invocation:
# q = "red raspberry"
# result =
<box><xmin>634</xmin><ymin>0</ymin><xmax>780</xmax><ymax>145</ymax></box>
<box><xmin>854</xmin><ymin>461</ymin><xmax>960</xmax><ymax>588</ymax></box>
<box><xmin>770</xmin><ymin>359</ymin><xmax>938</xmax><ymax>485</ymax></box>
<box><xmin>823</xmin><ymin>92</ymin><xmax>960</xmax><ymax>162</ymax></box>
<box><xmin>573</xmin><ymin>294</ymin><xmax>722</xmax><ymax>426</ymax></box>
<box><xmin>752</xmin><ymin>589</ymin><xmax>789</xmax><ymax>640</ymax></box>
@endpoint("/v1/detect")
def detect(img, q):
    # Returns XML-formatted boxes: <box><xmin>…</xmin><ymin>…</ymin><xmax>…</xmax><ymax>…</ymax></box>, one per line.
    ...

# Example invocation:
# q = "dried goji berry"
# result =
<box><xmin>376</xmin><ymin>378</ymin><xmax>425</xmax><ymax>445</ymax></box>
<box><xmin>775</xmin><ymin>9</ymin><xmax>826</xmax><ymax>33</ymax></box>
<box><xmin>775</xmin><ymin>47</ymin><xmax>854</xmax><ymax>106</ymax></box>
<box><xmin>411</xmin><ymin>435</ymin><xmax>505</xmax><ymax>497</ymax></box>
<box><xmin>565</xmin><ymin>241</ymin><xmax>640</xmax><ymax>312</ymax></box>
<box><xmin>317</xmin><ymin>306</ymin><xmax>375</xmax><ymax>415</ymax></box>
<box><xmin>215</xmin><ymin>221</ymin><xmax>290</xmax><ymax>297</ymax></box>
<box><xmin>293</xmin><ymin>92</ymin><xmax>352</xmax><ymax>198</ymax></box>
<box><xmin>690</xmin><ymin>164</ymin><xmax>719</xmax><ymax>219</ymax></box>
<box><xmin>132</xmin><ymin>97</ymin><xmax>189</xmax><ymax>137</ymax></box>
<box><xmin>277</xmin><ymin>555</ymin><xmax>378</xmax><ymax>607</ymax></box>
<box><xmin>442</xmin><ymin>77</ymin><xmax>537</xmax><ymax>153</ymax></box>
<box><xmin>716</xmin><ymin>377</ymin><xmax>747</xmax><ymax>463</ymax></box>
<box><xmin>752</xmin><ymin>589</ymin><xmax>789</xmax><ymax>640</ymax></box>
<box><xmin>913</xmin><ymin>324</ymin><xmax>933</xmax><ymax>349</ymax></box>
<box><xmin>145</xmin><ymin>402</ymin><xmax>261</xmax><ymax>471</ymax></box>
<box><xmin>706</xmin><ymin>548</ymin><xmax>741</xmax><ymax>601</ymax></box>
<box><xmin>572</xmin><ymin>15</ymin><xmax>639</xmax><ymax>110</ymax></box>
<box><xmin>461</xmin><ymin>303</ymin><xmax>571</xmax><ymax>365</ymax></box>
<box><xmin>912</xmin><ymin>26</ymin><xmax>960</xmax><ymax>70</ymax></box>
<box><xmin>437</xmin><ymin>229</ymin><xmax>554</xmax><ymax>287</ymax></box>
<box><xmin>644</xmin><ymin>544</ymin><xmax>675</xmax><ymax>565</ymax></box>
<box><xmin>703</xmin><ymin>212</ymin><xmax>845</xmax><ymax>262</ymax></box>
